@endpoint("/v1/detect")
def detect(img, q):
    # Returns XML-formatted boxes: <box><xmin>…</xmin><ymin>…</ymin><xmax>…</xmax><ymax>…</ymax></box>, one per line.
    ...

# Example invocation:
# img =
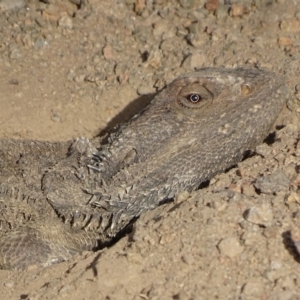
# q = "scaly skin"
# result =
<box><xmin>0</xmin><ymin>68</ymin><xmax>287</xmax><ymax>269</ymax></box>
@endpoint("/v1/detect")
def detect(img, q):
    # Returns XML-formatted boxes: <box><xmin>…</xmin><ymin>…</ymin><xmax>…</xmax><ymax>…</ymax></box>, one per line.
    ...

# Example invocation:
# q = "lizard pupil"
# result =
<box><xmin>189</xmin><ymin>94</ymin><xmax>201</xmax><ymax>103</ymax></box>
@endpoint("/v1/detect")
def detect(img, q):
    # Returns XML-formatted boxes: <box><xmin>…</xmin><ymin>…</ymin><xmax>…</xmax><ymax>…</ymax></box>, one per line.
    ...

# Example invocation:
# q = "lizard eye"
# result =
<box><xmin>176</xmin><ymin>82</ymin><xmax>213</xmax><ymax>111</ymax></box>
<box><xmin>187</xmin><ymin>94</ymin><xmax>202</xmax><ymax>103</ymax></box>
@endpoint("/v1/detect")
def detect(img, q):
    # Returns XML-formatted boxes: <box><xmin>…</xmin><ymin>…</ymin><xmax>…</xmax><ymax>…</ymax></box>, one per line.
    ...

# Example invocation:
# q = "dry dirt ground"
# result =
<box><xmin>0</xmin><ymin>0</ymin><xmax>300</xmax><ymax>299</ymax></box>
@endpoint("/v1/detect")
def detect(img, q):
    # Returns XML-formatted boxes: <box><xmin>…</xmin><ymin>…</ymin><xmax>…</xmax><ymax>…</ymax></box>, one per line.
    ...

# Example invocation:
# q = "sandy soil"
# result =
<box><xmin>0</xmin><ymin>0</ymin><xmax>300</xmax><ymax>299</ymax></box>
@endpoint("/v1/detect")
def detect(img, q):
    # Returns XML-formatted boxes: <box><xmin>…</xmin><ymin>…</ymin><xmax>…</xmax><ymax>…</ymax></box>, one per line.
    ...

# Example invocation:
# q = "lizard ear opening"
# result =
<box><xmin>241</xmin><ymin>84</ymin><xmax>252</xmax><ymax>96</ymax></box>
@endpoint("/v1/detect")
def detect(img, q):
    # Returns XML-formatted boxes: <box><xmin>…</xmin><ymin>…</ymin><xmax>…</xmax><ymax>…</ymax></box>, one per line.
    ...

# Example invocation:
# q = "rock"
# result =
<box><xmin>242</xmin><ymin>279</ymin><xmax>264</xmax><ymax>297</ymax></box>
<box><xmin>290</xmin><ymin>227</ymin><xmax>300</xmax><ymax>254</ymax></box>
<box><xmin>278</xmin><ymin>36</ymin><xmax>293</xmax><ymax>47</ymax></box>
<box><xmin>9</xmin><ymin>48</ymin><xmax>22</xmax><ymax>59</ymax></box>
<box><xmin>181</xmin><ymin>253</ymin><xmax>194</xmax><ymax>265</ymax></box>
<box><xmin>178</xmin><ymin>0</ymin><xmax>194</xmax><ymax>9</ymax></box>
<box><xmin>244</xmin><ymin>202</ymin><xmax>273</xmax><ymax>227</ymax></box>
<box><xmin>280</xmin><ymin>20</ymin><xmax>300</xmax><ymax>33</ymax></box>
<box><xmin>205</xmin><ymin>0</ymin><xmax>219</xmax><ymax>12</ymax></box>
<box><xmin>218</xmin><ymin>237</ymin><xmax>244</xmax><ymax>258</ymax></box>
<box><xmin>103</xmin><ymin>45</ymin><xmax>114</xmax><ymax>60</ymax></box>
<box><xmin>0</xmin><ymin>0</ymin><xmax>25</xmax><ymax>12</ymax></box>
<box><xmin>255</xmin><ymin>143</ymin><xmax>272</xmax><ymax>158</ymax></box>
<box><xmin>134</xmin><ymin>0</ymin><xmax>145</xmax><ymax>14</ymax></box>
<box><xmin>266</xmin><ymin>290</ymin><xmax>296</xmax><ymax>300</ymax></box>
<box><xmin>153</xmin><ymin>20</ymin><xmax>169</xmax><ymax>39</ymax></box>
<box><xmin>186</xmin><ymin>30</ymin><xmax>210</xmax><ymax>49</ymax></box>
<box><xmin>143</xmin><ymin>47</ymin><xmax>163</xmax><ymax>69</ymax></box>
<box><xmin>229</xmin><ymin>4</ymin><xmax>244</xmax><ymax>17</ymax></box>
<box><xmin>254</xmin><ymin>170</ymin><xmax>290</xmax><ymax>195</ymax></box>
<box><xmin>69</xmin><ymin>0</ymin><xmax>81</xmax><ymax>5</ymax></box>
<box><xmin>137</xmin><ymin>84</ymin><xmax>155</xmax><ymax>95</ymax></box>
<box><xmin>182</xmin><ymin>52</ymin><xmax>207</xmax><ymax>69</ymax></box>
<box><xmin>58</xmin><ymin>13</ymin><xmax>73</xmax><ymax>29</ymax></box>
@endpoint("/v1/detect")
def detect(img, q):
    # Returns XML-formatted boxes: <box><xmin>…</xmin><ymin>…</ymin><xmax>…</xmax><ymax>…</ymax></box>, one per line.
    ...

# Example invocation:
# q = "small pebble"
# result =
<box><xmin>290</xmin><ymin>227</ymin><xmax>300</xmax><ymax>254</ymax></box>
<box><xmin>178</xmin><ymin>0</ymin><xmax>194</xmax><ymax>9</ymax></box>
<box><xmin>229</xmin><ymin>4</ymin><xmax>244</xmax><ymax>17</ymax></box>
<box><xmin>244</xmin><ymin>202</ymin><xmax>273</xmax><ymax>227</ymax></box>
<box><xmin>9</xmin><ymin>48</ymin><xmax>22</xmax><ymax>59</ymax></box>
<box><xmin>58</xmin><ymin>13</ymin><xmax>73</xmax><ymax>29</ymax></box>
<box><xmin>254</xmin><ymin>170</ymin><xmax>290</xmax><ymax>195</ymax></box>
<box><xmin>137</xmin><ymin>84</ymin><xmax>155</xmax><ymax>95</ymax></box>
<box><xmin>0</xmin><ymin>0</ymin><xmax>25</xmax><ymax>11</ymax></box>
<box><xmin>218</xmin><ymin>236</ymin><xmax>244</xmax><ymax>258</ymax></box>
<box><xmin>185</xmin><ymin>52</ymin><xmax>207</xmax><ymax>69</ymax></box>
<box><xmin>242</xmin><ymin>279</ymin><xmax>264</xmax><ymax>297</ymax></box>
<box><xmin>278</xmin><ymin>36</ymin><xmax>293</xmax><ymax>47</ymax></box>
<box><xmin>205</xmin><ymin>0</ymin><xmax>219</xmax><ymax>12</ymax></box>
<box><xmin>280</xmin><ymin>20</ymin><xmax>300</xmax><ymax>33</ymax></box>
<box><xmin>266</xmin><ymin>290</ymin><xmax>296</xmax><ymax>300</ymax></box>
<box><xmin>255</xmin><ymin>143</ymin><xmax>272</xmax><ymax>158</ymax></box>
